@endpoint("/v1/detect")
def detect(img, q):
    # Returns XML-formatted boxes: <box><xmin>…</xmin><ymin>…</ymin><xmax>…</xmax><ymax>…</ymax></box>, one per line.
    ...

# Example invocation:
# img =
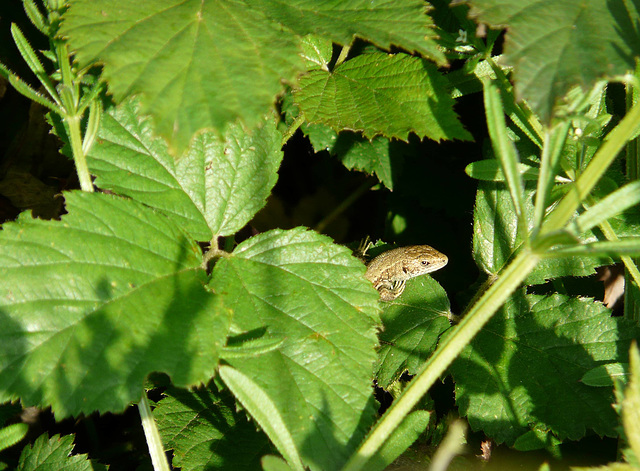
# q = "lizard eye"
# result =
<box><xmin>421</xmin><ymin>260</ymin><xmax>430</xmax><ymax>266</ymax></box>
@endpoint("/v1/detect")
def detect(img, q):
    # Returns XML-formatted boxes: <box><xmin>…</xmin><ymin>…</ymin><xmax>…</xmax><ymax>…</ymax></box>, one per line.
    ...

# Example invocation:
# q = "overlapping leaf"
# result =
<box><xmin>295</xmin><ymin>53</ymin><xmax>472</xmax><ymax>142</ymax></box>
<box><xmin>61</xmin><ymin>0</ymin><xmax>303</xmax><ymax>155</ymax></box>
<box><xmin>473</xmin><ymin>181</ymin><xmax>611</xmax><ymax>283</ymax></box>
<box><xmin>449</xmin><ymin>292</ymin><xmax>640</xmax><ymax>445</ymax></box>
<box><xmin>61</xmin><ymin>0</ymin><xmax>445</xmax><ymax>154</ymax></box>
<box><xmin>87</xmin><ymin>98</ymin><xmax>283</xmax><ymax>240</ymax></box>
<box><xmin>0</xmin><ymin>191</ymin><xmax>230</xmax><ymax>416</ymax></box>
<box><xmin>17</xmin><ymin>434</ymin><xmax>106</xmax><ymax>471</ymax></box>
<box><xmin>155</xmin><ymin>386</ymin><xmax>273</xmax><ymax>471</ymax></box>
<box><xmin>251</xmin><ymin>0</ymin><xmax>445</xmax><ymax>64</ymax></box>
<box><xmin>375</xmin><ymin>277</ymin><xmax>452</xmax><ymax>389</ymax></box>
<box><xmin>469</xmin><ymin>0</ymin><xmax>640</xmax><ymax>121</ymax></box>
<box><xmin>210</xmin><ymin>227</ymin><xmax>381</xmax><ymax>471</ymax></box>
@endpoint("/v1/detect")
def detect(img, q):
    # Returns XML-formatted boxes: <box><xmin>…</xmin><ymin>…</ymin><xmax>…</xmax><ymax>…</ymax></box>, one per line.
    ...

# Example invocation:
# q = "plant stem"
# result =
<box><xmin>342</xmin><ymin>249</ymin><xmax>540</xmax><ymax>471</ymax></box>
<box><xmin>67</xmin><ymin>113</ymin><xmax>94</xmax><ymax>192</ymax></box>
<box><xmin>138</xmin><ymin>392</ymin><xmax>171</xmax><ymax>471</ymax></box>
<box><xmin>542</xmin><ymin>101</ymin><xmax>640</xmax><ymax>233</ymax></box>
<box><xmin>282</xmin><ymin>114</ymin><xmax>305</xmax><ymax>146</ymax></box>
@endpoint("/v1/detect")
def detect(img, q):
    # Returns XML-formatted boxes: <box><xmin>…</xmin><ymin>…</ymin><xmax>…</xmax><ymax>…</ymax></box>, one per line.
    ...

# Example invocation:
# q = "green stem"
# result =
<box><xmin>335</xmin><ymin>44</ymin><xmax>351</xmax><ymax>67</ymax></box>
<box><xmin>342</xmin><ymin>249</ymin><xmax>540</xmax><ymax>471</ymax></box>
<box><xmin>138</xmin><ymin>392</ymin><xmax>171</xmax><ymax>471</ymax></box>
<box><xmin>282</xmin><ymin>114</ymin><xmax>305</xmax><ymax>146</ymax></box>
<box><xmin>542</xmin><ymin>101</ymin><xmax>640</xmax><ymax>234</ymax></box>
<box><xmin>67</xmin><ymin>114</ymin><xmax>94</xmax><ymax>192</ymax></box>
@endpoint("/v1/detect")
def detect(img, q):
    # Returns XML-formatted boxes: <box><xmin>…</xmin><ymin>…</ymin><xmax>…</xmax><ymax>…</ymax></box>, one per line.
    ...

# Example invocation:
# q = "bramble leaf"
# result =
<box><xmin>252</xmin><ymin>0</ymin><xmax>445</xmax><ymax>64</ymax></box>
<box><xmin>210</xmin><ymin>227</ymin><xmax>381</xmax><ymax>470</ymax></box>
<box><xmin>61</xmin><ymin>0</ymin><xmax>304</xmax><ymax>155</ymax></box>
<box><xmin>296</xmin><ymin>53</ymin><xmax>472</xmax><ymax>143</ymax></box>
<box><xmin>449</xmin><ymin>292</ymin><xmax>640</xmax><ymax>445</ymax></box>
<box><xmin>375</xmin><ymin>276</ymin><xmax>452</xmax><ymax>389</ymax></box>
<box><xmin>469</xmin><ymin>0</ymin><xmax>640</xmax><ymax>121</ymax></box>
<box><xmin>0</xmin><ymin>192</ymin><xmax>230</xmax><ymax>416</ymax></box>
<box><xmin>17</xmin><ymin>434</ymin><xmax>107</xmax><ymax>471</ymax></box>
<box><xmin>155</xmin><ymin>385</ymin><xmax>273</xmax><ymax>471</ymax></box>
<box><xmin>87</xmin><ymin>98</ymin><xmax>283</xmax><ymax>240</ymax></box>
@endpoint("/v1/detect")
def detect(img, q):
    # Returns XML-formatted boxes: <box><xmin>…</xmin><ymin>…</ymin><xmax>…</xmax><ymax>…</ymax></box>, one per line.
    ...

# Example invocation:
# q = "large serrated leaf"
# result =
<box><xmin>469</xmin><ymin>0</ymin><xmax>640</xmax><ymax>121</ymax></box>
<box><xmin>61</xmin><ymin>0</ymin><xmax>304</xmax><ymax>155</ymax></box>
<box><xmin>251</xmin><ymin>0</ymin><xmax>445</xmax><ymax>64</ymax></box>
<box><xmin>295</xmin><ymin>53</ymin><xmax>472</xmax><ymax>142</ymax></box>
<box><xmin>155</xmin><ymin>385</ymin><xmax>273</xmax><ymax>471</ymax></box>
<box><xmin>0</xmin><ymin>192</ymin><xmax>230</xmax><ymax>417</ymax></box>
<box><xmin>449</xmin><ymin>292</ymin><xmax>640</xmax><ymax>445</ymax></box>
<box><xmin>17</xmin><ymin>434</ymin><xmax>107</xmax><ymax>471</ymax></box>
<box><xmin>210</xmin><ymin>227</ymin><xmax>381</xmax><ymax>471</ymax></box>
<box><xmin>87</xmin><ymin>98</ymin><xmax>283</xmax><ymax>240</ymax></box>
<box><xmin>375</xmin><ymin>276</ymin><xmax>452</xmax><ymax>389</ymax></box>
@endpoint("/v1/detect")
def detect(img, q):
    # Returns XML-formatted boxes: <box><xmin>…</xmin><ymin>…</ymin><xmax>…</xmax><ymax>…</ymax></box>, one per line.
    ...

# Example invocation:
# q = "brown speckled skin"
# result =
<box><xmin>365</xmin><ymin>245</ymin><xmax>448</xmax><ymax>301</ymax></box>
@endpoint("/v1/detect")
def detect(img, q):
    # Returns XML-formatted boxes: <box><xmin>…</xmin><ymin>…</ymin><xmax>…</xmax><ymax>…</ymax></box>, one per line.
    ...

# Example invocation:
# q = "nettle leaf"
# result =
<box><xmin>251</xmin><ymin>0</ymin><xmax>445</xmax><ymax>64</ymax></box>
<box><xmin>17</xmin><ymin>433</ymin><xmax>107</xmax><ymax>471</ymax></box>
<box><xmin>61</xmin><ymin>0</ymin><xmax>304</xmax><ymax>155</ymax></box>
<box><xmin>87</xmin><ymin>98</ymin><xmax>283</xmax><ymax>241</ymax></box>
<box><xmin>375</xmin><ymin>277</ymin><xmax>452</xmax><ymax>389</ymax></box>
<box><xmin>449</xmin><ymin>292</ymin><xmax>640</xmax><ymax>445</ymax></box>
<box><xmin>155</xmin><ymin>385</ymin><xmax>273</xmax><ymax>471</ymax></box>
<box><xmin>210</xmin><ymin>227</ymin><xmax>381</xmax><ymax>471</ymax></box>
<box><xmin>295</xmin><ymin>52</ymin><xmax>472</xmax><ymax>143</ymax></box>
<box><xmin>469</xmin><ymin>0</ymin><xmax>640</xmax><ymax>121</ymax></box>
<box><xmin>0</xmin><ymin>192</ymin><xmax>230</xmax><ymax>417</ymax></box>
<box><xmin>473</xmin><ymin>181</ymin><xmax>611</xmax><ymax>283</ymax></box>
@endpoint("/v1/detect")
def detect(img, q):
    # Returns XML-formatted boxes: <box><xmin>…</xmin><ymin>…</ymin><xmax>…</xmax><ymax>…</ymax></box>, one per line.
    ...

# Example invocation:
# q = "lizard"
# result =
<box><xmin>364</xmin><ymin>245</ymin><xmax>448</xmax><ymax>301</ymax></box>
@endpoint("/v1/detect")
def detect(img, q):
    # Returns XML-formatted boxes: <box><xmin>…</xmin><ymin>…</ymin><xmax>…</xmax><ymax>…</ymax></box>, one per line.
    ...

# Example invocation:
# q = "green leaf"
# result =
<box><xmin>581</xmin><ymin>363</ymin><xmax>629</xmax><ymax>387</ymax></box>
<box><xmin>465</xmin><ymin>159</ymin><xmax>540</xmax><ymax>181</ymax></box>
<box><xmin>469</xmin><ymin>0</ymin><xmax>640</xmax><ymax>121</ymax></box>
<box><xmin>623</xmin><ymin>343</ymin><xmax>640</xmax><ymax>462</ymax></box>
<box><xmin>295</xmin><ymin>52</ymin><xmax>472</xmax><ymax>142</ymax></box>
<box><xmin>17</xmin><ymin>434</ymin><xmax>107</xmax><ymax>471</ymax></box>
<box><xmin>0</xmin><ymin>423</ymin><xmax>29</xmax><ymax>453</ymax></box>
<box><xmin>251</xmin><ymin>0</ymin><xmax>445</xmax><ymax>64</ymax></box>
<box><xmin>473</xmin><ymin>181</ymin><xmax>611</xmax><ymax>284</ymax></box>
<box><xmin>449</xmin><ymin>291</ymin><xmax>640</xmax><ymax>445</ymax></box>
<box><xmin>155</xmin><ymin>385</ymin><xmax>273</xmax><ymax>471</ymax></box>
<box><xmin>262</xmin><ymin>455</ymin><xmax>294</xmax><ymax>471</ymax></box>
<box><xmin>299</xmin><ymin>35</ymin><xmax>333</xmax><ymax>71</ymax></box>
<box><xmin>375</xmin><ymin>276</ymin><xmax>452</xmax><ymax>389</ymax></box>
<box><xmin>87</xmin><ymin>98</ymin><xmax>283</xmax><ymax>241</ymax></box>
<box><xmin>220</xmin><ymin>365</ymin><xmax>305</xmax><ymax>471</ymax></box>
<box><xmin>483</xmin><ymin>77</ymin><xmax>527</xmax><ymax>236</ymax></box>
<box><xmin>364</xmin><ymin>410</ymin><xmax>431</xmax><ymax>471</ymax></box>
<box><xmin>0</xmin><ymin>191</ymin><xmax>230</xmax><ymax>416</ymax></box>
<box><xmin>61</xmin><ymin>0</ymin><xmax>304</xmax><ymax>155</ymax></box>
<box><xmin>210</xmin><ymin>228</ymin><xmax>381</xmax><ymax>470</ymax></box>
<box><xmin>573</xmin><ymin>180</ymin><xmax>640</xmax><ymax>235</ymax></box>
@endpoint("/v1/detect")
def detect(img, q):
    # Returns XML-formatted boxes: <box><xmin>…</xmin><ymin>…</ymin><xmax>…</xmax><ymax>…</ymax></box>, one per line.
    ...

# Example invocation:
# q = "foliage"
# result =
<box><xmin>1</xmin><ymin>0</ymin><xmax>640</xmax><ymax>470</ymax></box>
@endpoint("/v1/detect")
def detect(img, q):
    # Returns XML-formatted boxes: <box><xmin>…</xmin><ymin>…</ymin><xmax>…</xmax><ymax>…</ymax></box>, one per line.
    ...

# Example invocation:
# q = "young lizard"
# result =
<box><xmin>364</xmin><ymin>245</ymin><xmax>448</xmax><ymax>301</ymax></box>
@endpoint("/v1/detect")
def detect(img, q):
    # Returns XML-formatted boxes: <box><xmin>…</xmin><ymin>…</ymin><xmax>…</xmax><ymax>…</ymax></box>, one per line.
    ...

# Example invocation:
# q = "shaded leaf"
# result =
<box><xmin>17</xmin><ymin>434</ymin><xmax>107</xmax><ymax>471</ymax></box>
<box><xmin>0</xmin><ymin>192</ymin><xmax>230</xmax><ymax>416</ymax></box>
<box><xmin>375</xmin><ymin>276</ymin><xmax>452</xmax><ymax>389</ymax></box>
<box><xmin>252</xmin><ymin>0</ymin><xmax>445</xmax><ymax>64</ymax></box>
<box><xmin>469</xmin><ymin>0</ymin><xmax>640</xmax><ymax>121</ymax></box>
<box><xmin>155</xmin><ymin>385</ymin><xmax>273</xmax><ymax>471</ymax></box>
<box><xmin>449</xmin><ymin>291</ymin><xmax>640</xmax><ymax>445</ymax></box>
